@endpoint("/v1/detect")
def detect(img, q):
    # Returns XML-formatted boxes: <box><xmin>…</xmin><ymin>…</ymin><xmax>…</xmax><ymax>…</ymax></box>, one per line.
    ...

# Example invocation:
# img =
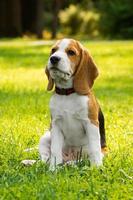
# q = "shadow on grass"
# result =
<box><xmin>95</xmin><ymin>75</ymin><xmax>132</xmax><ymax>99</ymax></box>
<box><xmin>0</xmin><ymin>45</ymin><xmax>50</xmax><ymax>68</ymax></box>
<box><xmin>0</xmin><ymin>88</ymin><xmax>51</xmax><ymax>117</ymax></box>
<box><xmin>0</xmin><ymin>74</ymin><xmax>132</xmax><ymax>117</ymax></box>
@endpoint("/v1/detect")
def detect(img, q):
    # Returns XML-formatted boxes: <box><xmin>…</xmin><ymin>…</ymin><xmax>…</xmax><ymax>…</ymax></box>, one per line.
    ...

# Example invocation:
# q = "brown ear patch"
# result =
<box><xmin>73</xmin><ymin>45</ymin><xmax>99</xmax><ymax>95</ymax></box>
<box><xmin>45</xmin><ymin>67</ymin><xmax>54</xmax><ymax>91</ymax></box>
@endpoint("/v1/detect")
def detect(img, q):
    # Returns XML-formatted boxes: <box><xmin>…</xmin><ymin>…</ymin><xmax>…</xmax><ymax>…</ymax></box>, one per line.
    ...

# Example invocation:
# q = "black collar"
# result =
<box><xmin>55</xmin><ymin>87</ymin><xmax>75</xmax><ymax>95</ymax></box>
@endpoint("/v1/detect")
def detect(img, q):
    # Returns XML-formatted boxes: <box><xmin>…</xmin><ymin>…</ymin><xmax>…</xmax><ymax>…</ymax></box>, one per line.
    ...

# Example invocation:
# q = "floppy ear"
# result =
<box><xmin>45</xmin><ymin>67</ymin><xmax>54</xmax><ymax>91</ymax></box>
<box><xmin>73</xmin><ymin>48</ymin><xmax>99</xmax><ymax>95</ymax></box>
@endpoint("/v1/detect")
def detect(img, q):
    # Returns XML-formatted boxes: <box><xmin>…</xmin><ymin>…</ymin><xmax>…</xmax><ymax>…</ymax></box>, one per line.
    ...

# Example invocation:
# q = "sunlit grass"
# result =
<box><xmin>0</xmin><ymin>39</ymin><xmax>133</xmax><ymax>199</ymax></box>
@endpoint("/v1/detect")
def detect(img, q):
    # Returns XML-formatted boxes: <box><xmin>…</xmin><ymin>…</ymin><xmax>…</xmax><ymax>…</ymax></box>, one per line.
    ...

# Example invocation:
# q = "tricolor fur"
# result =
<box><xmin>39</xmin><ymin>38</ymin><xmax>106</xmax><ymax>170</ymax></box>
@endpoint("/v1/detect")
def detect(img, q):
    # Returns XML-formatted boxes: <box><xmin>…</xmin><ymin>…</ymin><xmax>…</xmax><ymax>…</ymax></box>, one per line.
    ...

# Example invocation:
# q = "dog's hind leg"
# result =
<box><xmin>39</xmin><ymin>130</ymin><xmax>51</xmax><ymax>162</ymax></box>
<box><xmin>98</xmin><ymin>108</ymin><xmax>108</xmax><ymax>155</ymax></box>
<box><xmin>98</xmin><ymin>108</ymin><xmax>106</xmax><ymax>148</ymax></box>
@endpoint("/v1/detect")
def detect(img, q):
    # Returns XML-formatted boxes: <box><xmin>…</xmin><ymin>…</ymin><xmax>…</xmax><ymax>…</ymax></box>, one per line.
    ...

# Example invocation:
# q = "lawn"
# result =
<box><xmin>0</xmin><ymin>39</ymin><xmax>133</xmax><ymax>200</ymax></box>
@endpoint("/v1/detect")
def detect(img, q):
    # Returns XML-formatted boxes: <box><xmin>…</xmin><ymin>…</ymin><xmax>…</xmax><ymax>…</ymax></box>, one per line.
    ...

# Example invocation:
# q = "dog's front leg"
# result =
<box><xmin>84</xmin><ymin>121</ymin><xmax>103</xmax><ymax>166</ymax></box>
<box><xmin>50</xmin><ymin>124</ymin><xmax>64</xmax><ymax>171</ymax></box>
<box><xmin>39</xmin><ymin>130</ymin><xmax>51</xmax><ymax>162</ymax></box>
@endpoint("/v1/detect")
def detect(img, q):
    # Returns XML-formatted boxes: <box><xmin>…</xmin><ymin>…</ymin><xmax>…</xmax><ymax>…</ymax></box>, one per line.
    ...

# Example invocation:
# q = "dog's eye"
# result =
<box><xmin>51</xmin><ymin>48</ymin><xmax>57</xmax><ymax>54</ymax></box>
<box><xmin>67</xmin><ymin>50</ymin><xmax>76</xmax><ymax>56</ymax></box>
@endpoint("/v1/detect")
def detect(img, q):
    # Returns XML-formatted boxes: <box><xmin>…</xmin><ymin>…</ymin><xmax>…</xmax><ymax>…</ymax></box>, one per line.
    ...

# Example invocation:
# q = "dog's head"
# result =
<box><xmin>46</xmin><ymin>38</ymin><xmax>99</xmax><ymax>95</ymax></box>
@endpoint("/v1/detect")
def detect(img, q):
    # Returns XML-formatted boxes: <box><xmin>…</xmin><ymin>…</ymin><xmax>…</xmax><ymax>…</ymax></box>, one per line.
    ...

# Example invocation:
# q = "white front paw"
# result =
<box><xmin>49</xmin><ymin>163</ymin><xmax>56</xmax><ymax>171</ymax></box>
<box><xmin>90</xmin><ymin>152</ymin><xmax>103</xmax><ymax>166</ymax></box>
<box><xmin>40</xmin><ymin>154</ymin><xmax>50</xmax><ymax>163</ymax></box>
<box><xmin>49</xmin><ymin>156</ymin><xmax>63</xmax><ymax>171</ymax></box>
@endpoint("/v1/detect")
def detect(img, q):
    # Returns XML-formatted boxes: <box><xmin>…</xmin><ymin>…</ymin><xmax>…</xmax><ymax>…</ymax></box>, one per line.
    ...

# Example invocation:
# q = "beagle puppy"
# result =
<box><xmin>39</xmin><ymin>38</ymin><xmax>106</xmax><ymax>170</ymax></box>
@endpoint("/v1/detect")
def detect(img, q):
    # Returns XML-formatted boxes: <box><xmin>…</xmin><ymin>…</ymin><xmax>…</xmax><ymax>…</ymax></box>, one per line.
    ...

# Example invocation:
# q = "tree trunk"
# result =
<box><xmin>6</xmin><ymin>0</ymin><xmax>22</xmax><ymax>37</ymax></box>
<box><xmin>21</xmin><ymin>0</ymin><xmax>43</xmax><ymax>38</ymax></box>
<box><xmin>0</xmin><ymin>0</ymin><xmax>43</xmax><ymax>38</ymax></box>
<box><xmin>51</xmin><ymin>0</ymin><xmax>61</xmax><ymax>39</ymax></box>
<box><xmin>35</xmin><ymin>0</ymin><xmax>44</xmax><ymax>38</ymax></box>
<box><xmin>0</xmin><ymin>0</ymin><xmax>7</xmax><ymax>37</ymax></box>
<box><xmin>0</xmin><ymin>0</ymin><xmax>22</xmax><ymax>37</ymax></box>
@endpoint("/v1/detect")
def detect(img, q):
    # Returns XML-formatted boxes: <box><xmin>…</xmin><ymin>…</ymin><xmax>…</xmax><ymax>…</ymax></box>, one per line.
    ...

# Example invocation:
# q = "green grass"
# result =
<box><xmin>0</xmin><ymin>39</ymin><xmax>133</xmax><ymax>200</ymax></box>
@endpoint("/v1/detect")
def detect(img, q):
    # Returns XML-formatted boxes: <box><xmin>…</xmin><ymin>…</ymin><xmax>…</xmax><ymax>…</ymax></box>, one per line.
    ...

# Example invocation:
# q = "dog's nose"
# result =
<box><xmin>50</xmin><ymin>56</ymin><xmax>61</xmax><ymax>65</ymax></box>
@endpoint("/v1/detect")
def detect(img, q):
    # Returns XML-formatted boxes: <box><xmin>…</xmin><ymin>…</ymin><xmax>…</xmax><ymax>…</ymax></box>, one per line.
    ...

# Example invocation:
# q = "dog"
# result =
<box><xmin>39</xmin><ymin>38</ymin><xmax>107</xmax><ymax>170</ymax></box>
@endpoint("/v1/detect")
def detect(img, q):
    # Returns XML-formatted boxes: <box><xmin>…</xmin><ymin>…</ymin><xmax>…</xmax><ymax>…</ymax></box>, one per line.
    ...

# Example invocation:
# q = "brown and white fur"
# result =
<box><xmin>39</xmin><ymin>38</ymin><xmax>106</xmax><ymax>170</ymax></box>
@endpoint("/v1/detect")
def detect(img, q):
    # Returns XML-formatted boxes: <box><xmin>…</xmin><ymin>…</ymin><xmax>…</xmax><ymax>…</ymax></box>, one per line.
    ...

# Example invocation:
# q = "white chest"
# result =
<box><xmin>50</xmin><ymin>93</ymin><xmax>89</xmax><ymax>146</ymax></box>
<box><xmin>50</xmin><ymin>93</ymin><xmax>89</xmax><ymax>119</ymax></box>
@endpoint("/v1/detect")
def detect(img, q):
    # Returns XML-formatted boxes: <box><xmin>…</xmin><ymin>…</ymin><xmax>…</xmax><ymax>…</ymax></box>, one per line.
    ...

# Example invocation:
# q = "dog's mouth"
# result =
<box><xmin>50</xmin><ymin>67</ymin><xmax>72</xmax><ymax>80</ymax></box>
<box><xmin>50</xmin><ymin>67</ymin><xmax>71</xmax><ymax>76</ymax></box>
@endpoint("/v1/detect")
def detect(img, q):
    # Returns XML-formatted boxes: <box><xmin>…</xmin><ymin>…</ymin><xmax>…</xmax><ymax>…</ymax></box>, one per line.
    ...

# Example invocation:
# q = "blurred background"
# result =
<box><xmin>0</xmin><ymin>0</ymin><xmax>133</xmax><ymax>40</ymax></box>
